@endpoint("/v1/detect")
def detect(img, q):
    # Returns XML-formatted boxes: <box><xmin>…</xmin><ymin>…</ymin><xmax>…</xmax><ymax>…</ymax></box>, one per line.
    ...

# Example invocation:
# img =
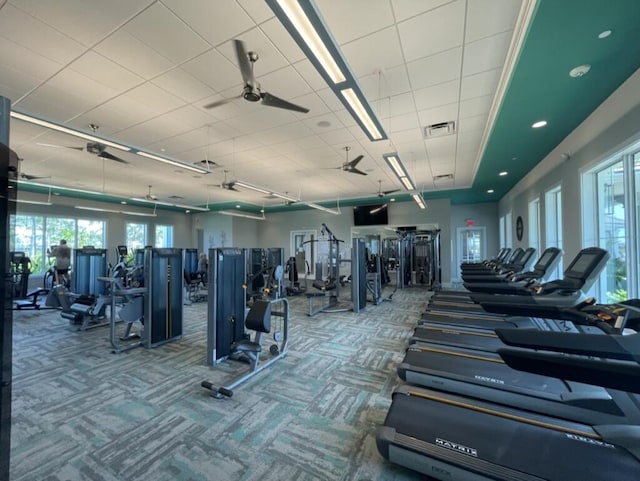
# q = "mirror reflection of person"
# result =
<box><xmin>49</xmin><ymin>239</ymin><xmax>71</xmax><ymax>286</ymax></box>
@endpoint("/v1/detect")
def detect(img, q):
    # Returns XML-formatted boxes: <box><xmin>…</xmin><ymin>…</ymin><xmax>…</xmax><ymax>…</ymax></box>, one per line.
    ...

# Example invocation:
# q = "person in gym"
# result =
<box><xmin>197</xmin><ymin>252</ymin><xmax>208</xmax><ymax>285</ymax></box>
<box><xmin>49</xmin><ymin>239</ymin><xmax>71</xmax><ymax>286</ymax></box>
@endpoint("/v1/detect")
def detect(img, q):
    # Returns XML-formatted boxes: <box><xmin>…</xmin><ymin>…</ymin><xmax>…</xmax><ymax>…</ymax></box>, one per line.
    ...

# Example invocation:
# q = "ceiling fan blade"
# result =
<box><xmin>349</xmin><ymin>167</ymin><xmax>367</xmax><ymax>176</ymax></box>
<box><xmin>21</xmin><ymin>173</ymin><xmax>48</xmax><ymax>180</ymax></box>
<box><xmin>98</xmin><ymin>150</ymin><xmax>128</xmax><ymax>164</ymax></box>
<box><xmin>349</xmin><ymin>155</ymin><xmax>364</xmax><ymax>167</ymax></box>
<box><xmin>37</xmin><ymin>142</ymin><xmax>84</xmax><ymax>151</ymax></box>
<box><xmin>233</xmin><ymin>39</ymin><xmax>256</xmax><ymax>86</ymax></box>
<box><xmin>203</xmin><ymin>96</ymin><xmax>240</xmax><ymax>109</ymax></box>
<box><xmin>383</xmin><ymin>188</ymin><xmax>400</xmax><ymax>195</ymax></box>
<box><xmin>261</xmin><ymin>92</ymin><xmax>309</xmax><ymax>113</ymax></box>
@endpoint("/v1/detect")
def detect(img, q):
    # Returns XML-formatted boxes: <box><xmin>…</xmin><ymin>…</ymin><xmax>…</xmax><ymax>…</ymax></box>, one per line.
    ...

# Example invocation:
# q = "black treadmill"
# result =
<box><xmin>377</xmin><ymin>385</ymin><xmax>640</xmax><ymax>481</ymax></box>
<box><xmin>414</xmin><ymin>248</ymin><xmax>609</xmax><ymax>342</ymax></box>
<box><xmin>427</xmin><ymin>247</ymin><xmax>608</xmax><ymax>315</ymax></box>
<box><xmin>461</xmin><ymin>247</ymin><xmax>537</xmax><ymax>283</ymax></box>
<box><xmin>378</xmin><ymin>303</ymin><xmax>640</xmax><ymax>480</ymax></box>
<box><xmin>399</xmin><ymin>302</ymin><xmax>640</xmax><ymax>424</ymax></box>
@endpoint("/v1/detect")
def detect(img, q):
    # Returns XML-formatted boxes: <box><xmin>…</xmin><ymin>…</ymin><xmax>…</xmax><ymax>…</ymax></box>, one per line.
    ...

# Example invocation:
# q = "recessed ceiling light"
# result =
<box><xmin>487</xmin><ymin>189</ymin><xmax>494</xmax><ymax>194</ymax></box>
<box><xmin>532</xmin><ymin>120</ymin><xmax>547</xmax><ymax>128</ymax></box>
<box><xmin>121</xmin><ymin>201</ymin><xmax>127</xmax><ymax>205</ymax></box>
<box><xmin>499</xmin><ymin>171</ymin><xmax>508</xmax><ymax>176</ymax></box>
<box><xmin>569</xmin><ymin>64</ymin><xmax>591</xmax><ymax>78</ymax></box>
<box><xmin>598</xmin><ymin>30</ymin><xmax>612</xmax><ymax>39</ymax></box>
<box><xmin>390</xmin><ymin>198</ymin><xmax>396</xmax><ymax>202</ymax></box>
<box><xmin>236</xmin><ymin>205</ymin><xmax>241</xmax><ymax>208</ymax></box>
<box><xmin>317</xmin><ymin>120</ymin><xmax>331</xmax><ymax>128</ymax></box>
<box><xmin>160</xmin><ymin>148</ymin><xmax>166</xmax><ymax>152</ymax></box>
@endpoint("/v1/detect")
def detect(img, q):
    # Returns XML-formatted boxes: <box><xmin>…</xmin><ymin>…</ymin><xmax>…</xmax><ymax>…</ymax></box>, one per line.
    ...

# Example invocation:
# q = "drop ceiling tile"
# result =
<box><xmin>318</xmin><ymin>127</ymin><xmax>357</xmax><ymax>146</ymax></box>
<box><xmin>122</xmin><ymin>83</ymin><xmax>186</xmax><ymax>118</ymax></box>
<box><xmin>94</xmin><ymin>29</ymin><xmax>174</xmax><ymax>79</ymax></box>
<box><xmin>459</xmin><ymin>94</ymin><xmax>493</xmax><ymax>119</ymax></box>
<box><xmin>123</xmin><ymin>2</ymin><xmax>210</xmax><ymax>64</ymax></box>
<box><xmin>151</xmin><ymin>68</ymin><xmax>215</xmax><ymax>104</ymax></box>
<box><xmin>258</xmin><ymin>66</ymin><xmax>314</xmax><ymax>100</ymax></box>
<box><xmin>69</xmin><ymin>51</ymin><xmax>144</xmax><ymax>93</ymax></box>
<box><xmin>397</xmin><ymin>0</ymin><xmax>464</xmax><ymax>61</ymax></box>
<box><xmin>292</xmin><ymin>58</ymin><xmax>328</xmax><ymax>91</ymax></box>
<box><xmin>217</xmin><ymin>27</ymin><xmax>288</xmax><ymax>77</ymax></box>
<box><xmin>341</xmin><ymin>27</ymin><xmax>404</xmax><ymax>78</ymax></box>
<box><xmin>457</xmin><ymin>113</ymin><xmax>487</xmax><ymax>133</ymax></box>
<box><xmin>315</xmin><ymin>0</ymin><xmax>394</xmax><ymax>44</ymax></box>
<box><xmin>332</xmin><ymin>109</ymin><xmax>358</xmax><ymax>128</ymax></box>
<box><xmin>164</xmin><ymin>105</ymin><xmax>217</xmax><ymax>132</ymax></box>
<box><xmin>389</xmin><ymin>127</ymin><xmax>423</xmax><ymax>144</ymax></box>
<box><xmin>251</xmin><ymin>121</ymin><xmax>314</xmax><ymax>146</ymax></box>
<box><xmin>182</xmin><ymin>49</ymin><xmax>242</xmax><ymax>92</ymax></box>
<box><xmin>224</xmin><ymin>107</ymin><xmax>298</xmax><ymax>135</ymax></box>
<box><xmin>359</xmin><ymin>64</ymin><xmax>411</xmax><ymax>102</ymax></box>
<box><xmin>0</xmin><ymin>4</ymin><xmax>86</xmax><ymax>64</ymax></box>
<box><xmin>288</xmin><ymin>93</ymin><xmax>332</xmax><ymax>120</ymax></box>
<box><xmin>462</xmin><ymin>31</ymin><xmax>512</xmax><ymax>77</ymax></box>
<box><xmin>413</xmin><ymin>79</ymin><xmax>460</xmax><ymax>110</ymax></box>
<box><xmin>0</xmin><ymin>66</ymin><xmax>42</xmax><ymax>102</ymax></box>
<box><xmin>425</xmin><ymin>135</ymin><xmax>456</xmax><ymax>160</ymax></box>
<box><xmin>387</xmin><ymin>92</ymin><xmax>416</xmax><ymax>117</ymax></box>
<box><xmin>391</xmin><ymin>0</ymin><xmax>453</xmax><ymax>22</ymax></box>
<box><xmin>417</xmin><ymin>102</ymin><xmax>459</xmax><ymax>127</ymax></box>
<box><xmin>0</xmin><ymin>37</ymin><xmax>63</xmax><ymax>82</ymax></box>
<box><xmin>115</xmin><ymin>115</ymin><xmax>191</xmax><ymax>147</ymax></box>
<box><xmin>466</xmin><ymin>0</ymin><xmax>522</xmax><ymax>43</ymax></box>
<box><xmin>388</xmin><ymin>112</ymin><xmax>421</xmax><ymax>133</ymax></box>
<box><xmin>302</xmin><ymin>112</ymin><xmax>344</xmax><ymax>134</ymax></box>
<box><xmin>261</xmin><ymin>17</ymin><xmax>307</xmax><ymax>64</ymax></box>
<box><xmin>461</xmin><ymin>67</ymin><xmax>501</xmax><ymax>100</ymax></box>
<box><xmin>11</xmin><ymin>0</ymin><xmax>153</xmax><ymax>47</ymax></box>
<box><xmin>237</xmin><ymin>0</ymin><xmax>275</xmax><ymax>24</ymax></box>
<box><xmin>407</xmin><ymin>47</ymin><xmax>462</xmax><ymax>90</ymax></box>
<box><xmin>162</xmin><ymin>0</ymin><xmax>255</xmax><ymax>47</ymax></box>
<box><xmin>316</xmin><ymin>88</ymin><xmax>348</xmax><ymax>112</ymax></box>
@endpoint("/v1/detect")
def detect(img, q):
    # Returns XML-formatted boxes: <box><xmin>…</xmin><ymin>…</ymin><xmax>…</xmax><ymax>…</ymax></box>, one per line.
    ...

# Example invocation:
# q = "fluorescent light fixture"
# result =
<box><xmin>304</xmin><ymin>201</ymin><xmax>340</xmax><ymax>215</ymax></box>
<box><xmin>400</xmin><ymin>176</ymin><xmax>415</xmax><ymax>190</ymax></box>
<box><xmin>412</xmin><ymin>192</ymin><xmax>426</xmax><ymax>210</ymax></box>
<box><xmin>384</xmin><ymin>153</ymin><xmax>416</xmax><ymax>192</ymax></box>
<box><xmin>233</xmin><ymin>180</ymin><xmax>273</xmax><ymax>195</ymax></box>
<box><xmin>369</xmin><ymin>205</ymin><xmax>385</xmax><ymax>214</ymax></box>
<box><xmin>75</xmin><ymin>206</ymin><xmax>120</xmax><ymax>213</ymax></box>
<box><xmin>130</xmin><ymin>197</ymin><xmax>210</xmax><ymax>212</ymax></box>
<box><xmin>233</xmin><ymin>179</ymin><xmax>299</xmax><ymax>202</ymax></box>
<box><xmin>274</xmin><ymin>0</ymin><xmax>345</xmax><ymax>83</ymax></box>
<box><xmin>219</xmin><ymin>210</ymin><xmax>266</xmax><ymax>221</ymax></box>
<box><xmin>10</xmin><ymin>111</ymin><xmax>131</xmax><ymax>152</ymax></box>
<box><xmin>340</xmin><ymin>88</ymin><xmax>383</xmax><ymax>140</ymax></box>
<box><xmin>267</xmin><ymin>0</ymin><xmax>387</xmax><ymax>142</ymax></box>
<box><xmin>11</xmin><ymin>198</ymin><xmax>52</xmax><ymax>206</ymax></box>
<box><xmin>121</xmin><ymin>211</ymin><xmax>157</xmax><ymax>217</ymax></box>
<box><xmin>137</xmin><ymin>151</ymin><xmax>209</xmax><ymax>174</ymax></box>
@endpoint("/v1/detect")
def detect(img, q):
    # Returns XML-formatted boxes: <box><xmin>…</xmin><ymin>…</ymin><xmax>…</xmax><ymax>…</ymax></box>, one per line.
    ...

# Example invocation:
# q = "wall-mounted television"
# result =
<box><xmin>353</xmin><ymin>204</ymin><xmax>389</xmax><ymax>226</ymax></box>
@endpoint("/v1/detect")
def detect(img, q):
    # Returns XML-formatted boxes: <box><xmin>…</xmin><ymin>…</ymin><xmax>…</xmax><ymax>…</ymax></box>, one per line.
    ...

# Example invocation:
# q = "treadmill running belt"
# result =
<box><xmin>378</xmin><ymin>388</ymin><xmax>640</xmax><ymax>481</ymax></box>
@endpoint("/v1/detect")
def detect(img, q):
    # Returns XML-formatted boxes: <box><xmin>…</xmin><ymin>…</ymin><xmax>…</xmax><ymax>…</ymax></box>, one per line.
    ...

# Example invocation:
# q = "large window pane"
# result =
<box><xmin>126</xmin><ymin>223</ymin><xmax>147</xmax><ymax>251</ymax></box>
<box><xmin>528</xmin><ymin>198</ymin><xmax>540</xmax><ymax>252</ymax></box>
<box><xmin>545</xmin><ymin>186</ymin><xmax>563</xmax><ymax>280</ymax></box>
<box><xmin>10</xmin><ymin>215</ymin><xmax>45</xmax><ymax>273</ymax></box>
<box><xmin>155</xmin><ymin>224</ymin><xmax>173</xmax><ymax>248</ymax></box>
<box><xmin>77</xmin><ymin>219</ymin><xmax>105</xmax><ymax>248</ymax></box>
<box><xmin>597</xmin><ymin>161</ymin><xmax>626</xmax><ymax>301</ymax></box>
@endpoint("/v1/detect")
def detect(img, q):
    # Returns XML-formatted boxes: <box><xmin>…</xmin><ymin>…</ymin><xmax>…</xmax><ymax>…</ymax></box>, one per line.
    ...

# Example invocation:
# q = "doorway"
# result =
<box><xmin>456</xmin><ymin>226</ymin><xmax>486</xmax><ymax>282</ymax></box>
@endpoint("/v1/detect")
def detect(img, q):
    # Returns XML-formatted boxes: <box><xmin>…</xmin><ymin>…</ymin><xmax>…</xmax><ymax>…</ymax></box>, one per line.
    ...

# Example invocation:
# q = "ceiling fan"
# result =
<box><xmin>203</xmin><ymin>39</ymin><xmax>309</xmax><ymax>114</ymax></box>
<box><xmin>374</xmin><ymin>180</ymin><xmax>400</xmax><ymax>197</ymax></box>
<box><xmin>328</xmin><ymin>146</ymin><xmax>367</xmax><ymax>175</ymax></box>
<box><xmin>219</xmin><ymin>170</ymin><xmax>238</xmax><ymax>191</ymax></box>
<box><xmin>37</xmin><ymin>124</ymin><xmax>129</xmax><ymax>164</ymax></box>
<box><xmin>144</xmin><ymin>185</ymin><xmax>158</xmax><ymax>201</ymax></box>
<box><xmin>9</xmin><ymin>155</ymin><xmax>48</xmax><ymax>181</ymax></box>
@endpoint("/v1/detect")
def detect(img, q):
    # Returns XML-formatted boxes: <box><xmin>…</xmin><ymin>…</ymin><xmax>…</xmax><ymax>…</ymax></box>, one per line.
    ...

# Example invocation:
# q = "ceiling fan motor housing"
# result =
<box><xmin>242</xmin><ymin>85</ymin><xmax>261</xmax><ymax>102</ymax></box>
<box><xmin>86</xmin><ymin>142</ymin><xmax>105</xmax><ymax>154</ymax></box>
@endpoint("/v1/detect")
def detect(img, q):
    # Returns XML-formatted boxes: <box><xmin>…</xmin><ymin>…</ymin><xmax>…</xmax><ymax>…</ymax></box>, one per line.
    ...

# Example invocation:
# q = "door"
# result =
<box><xmin>456</xmin><ymin>227</ymin><xmax>486</xmax><ymax>282</ymax></box>
<box><xmin>290</xmin><ymin>230</ymin><xmax>316</xmax><ymax>277</ymax></box>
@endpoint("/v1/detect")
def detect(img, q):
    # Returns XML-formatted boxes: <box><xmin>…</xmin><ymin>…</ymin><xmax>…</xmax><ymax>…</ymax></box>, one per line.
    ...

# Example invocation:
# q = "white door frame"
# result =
<box><xmin>455</xmin><ymin>226</ymin><xmax>486</xmax><ymax>282</ymax></box>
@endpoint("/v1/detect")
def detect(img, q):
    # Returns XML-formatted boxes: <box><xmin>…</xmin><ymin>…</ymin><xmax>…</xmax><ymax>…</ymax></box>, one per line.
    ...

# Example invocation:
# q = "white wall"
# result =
<box><xmin>499</xmin><ymin>69</ymin><xmax>640</xmax><ymax>270</ymax></box>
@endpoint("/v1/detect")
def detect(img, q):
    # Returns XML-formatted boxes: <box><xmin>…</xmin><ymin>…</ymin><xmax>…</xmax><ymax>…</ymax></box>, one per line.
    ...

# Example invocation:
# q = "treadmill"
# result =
<box><xmin>413</xmin><ymin>248</ymin><xmax>609</xmax><ymax>345</ymax></box>
<box><xmin>461</xmin><ymin>247</ymin><xmax>537</xmax><ymax>283</ymax></box>
<box><xmin>399</xmin><ymin>301</ymin><xmax>640</xmax><ymax>425</ymax></box>
<box><xmin>378</xmin><ymin>306</ymin><xmax>640</xmax><ymax>480</ymax></box>
<box><xmin>427</xmin><ymin>247</ymin><xmax>608</xmax><ymax>314</ymax></box>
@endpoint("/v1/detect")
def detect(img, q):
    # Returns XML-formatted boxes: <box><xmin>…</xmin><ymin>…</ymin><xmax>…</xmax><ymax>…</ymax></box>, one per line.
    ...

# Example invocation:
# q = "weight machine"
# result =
<box><xmin>203</xmin><ymin>247</ymin><xmax>288</xmax><ymax>398</ymax></box>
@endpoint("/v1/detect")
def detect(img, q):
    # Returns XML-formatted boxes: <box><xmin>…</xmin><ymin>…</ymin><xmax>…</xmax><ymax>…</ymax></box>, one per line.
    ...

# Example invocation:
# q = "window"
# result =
<box><xmin>545</xmin><ymin>185</ymin><xmax>563</xmax><ymax>280</ymax></box>
<box><xmin>155</xmin><ymin>225</ymin><xmax>173</xmax><ymax>248</ymax></box>
<box><xmin>126</xmin><ymin>223</ymin><xmax>147</xmax><ymax>251</ymax></box>
<box><xmin>583</xmin><ymin>143</ymin><xmax>640</xmax><ymax>302</ymax></box>
<box><xmin>499</xmin><ymin>216</ymin><xmax>506</xmax><ymax>247</ymax></box>
<box><xmin>9</xmin><ymin>214</ymin><xmax>106</xmax><ymax>274</ymax></box>
<box><xmin>505</xmin><ymin>211</ymin><xmax>513</xmax><ymax>248</ymax></box>
<box><xmin>528</xmin><ymin>197</ymin><xmax>541</xmax><ymax>253</ymax></box>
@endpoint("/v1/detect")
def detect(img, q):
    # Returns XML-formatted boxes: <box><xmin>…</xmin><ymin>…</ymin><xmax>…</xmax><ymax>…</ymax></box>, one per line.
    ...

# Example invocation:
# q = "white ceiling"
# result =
<box><xmin>0</xmin><ymin>0</ymin><xmax>524</xmax><ymax>209</ymax></box>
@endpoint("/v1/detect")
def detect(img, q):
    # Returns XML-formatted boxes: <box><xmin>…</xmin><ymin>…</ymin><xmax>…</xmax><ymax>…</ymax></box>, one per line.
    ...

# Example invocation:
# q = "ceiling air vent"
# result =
<box><xmin>434</xmin><ymin>174</ymin><xmax>454</xmax><ymax>181</ymax></box>
<box><xmin>424</xmin><ymin>121</ymin><xmax>456</xmax><ymax>139</ymax></box>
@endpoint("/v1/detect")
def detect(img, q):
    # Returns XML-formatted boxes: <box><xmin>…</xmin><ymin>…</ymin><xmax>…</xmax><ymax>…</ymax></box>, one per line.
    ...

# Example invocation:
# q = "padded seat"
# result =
<box><xmin>232</xmin><ymin>340</ymin><xmax>262</xmax><ymax>353</ymax></box>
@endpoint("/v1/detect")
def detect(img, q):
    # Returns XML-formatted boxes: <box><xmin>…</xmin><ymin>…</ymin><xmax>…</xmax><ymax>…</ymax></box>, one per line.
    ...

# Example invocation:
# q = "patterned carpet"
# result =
<box><xmin>10</xmin><ymin>286</ymin><xmax>431</xmax><ymax>481</ymax></box>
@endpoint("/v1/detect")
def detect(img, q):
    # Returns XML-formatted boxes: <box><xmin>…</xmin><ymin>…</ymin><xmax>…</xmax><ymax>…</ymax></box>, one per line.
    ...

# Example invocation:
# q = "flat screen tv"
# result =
<box><xmin>353</xmin><ymin>204</ymin><xmax>389</xmax><ymax>226</ymax></box>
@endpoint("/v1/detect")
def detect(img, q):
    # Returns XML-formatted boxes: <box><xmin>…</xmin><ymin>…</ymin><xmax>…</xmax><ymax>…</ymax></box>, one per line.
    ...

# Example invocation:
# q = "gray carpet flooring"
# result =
<box><xmin>10</xmin><ymin>287</ymin><xmax>431</xmax><ymax>481</ymax></box>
